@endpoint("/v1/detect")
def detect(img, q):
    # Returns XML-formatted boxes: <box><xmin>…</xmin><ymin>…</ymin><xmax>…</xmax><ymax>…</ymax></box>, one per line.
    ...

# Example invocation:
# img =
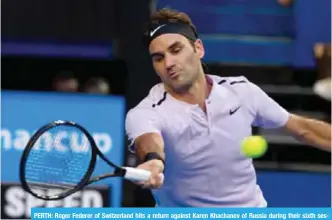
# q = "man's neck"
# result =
<box><xmin>169</xmin><ymin>74</ymin><xmax>211</xmax><ymax>107</ymax></box>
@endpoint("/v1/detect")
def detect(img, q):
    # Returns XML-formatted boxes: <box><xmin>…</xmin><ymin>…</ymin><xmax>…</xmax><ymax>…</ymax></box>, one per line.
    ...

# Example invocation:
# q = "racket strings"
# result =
<box><xmin>25</xmin><ymin>125</ymin><xmax>93</xmax><ymax>196</ymax></box>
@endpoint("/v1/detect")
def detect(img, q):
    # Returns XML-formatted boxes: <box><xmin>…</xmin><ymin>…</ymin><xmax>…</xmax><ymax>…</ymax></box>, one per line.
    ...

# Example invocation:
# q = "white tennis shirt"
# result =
<box><xmin>125</xmin><ymin>75</ymin><xmax>289</xmax><ymax>207</ymax></box>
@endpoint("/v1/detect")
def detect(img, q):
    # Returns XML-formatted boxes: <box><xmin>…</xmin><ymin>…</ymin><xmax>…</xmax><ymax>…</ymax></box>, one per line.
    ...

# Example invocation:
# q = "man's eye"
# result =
<box><xmin>171</xmin><ymin>47</ymin><xmax>181</xmax><ymax>53</ymax></box>
<box><xmin>154</xmin><ymin>56</ymin><xmax>163</xmax><ymax>62</ymax></box>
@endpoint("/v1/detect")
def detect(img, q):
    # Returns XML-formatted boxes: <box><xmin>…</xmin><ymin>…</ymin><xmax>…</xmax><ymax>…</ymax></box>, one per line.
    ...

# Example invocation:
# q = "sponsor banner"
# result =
<box><xmin>1</xmin><ymin>90</ymin><xmax>126</xmax><ymax>207</ymax></box>
<box><xmin>1</xmin><ymin>183</ymin><xmax>111</xmax><ymax>219</ymax></box>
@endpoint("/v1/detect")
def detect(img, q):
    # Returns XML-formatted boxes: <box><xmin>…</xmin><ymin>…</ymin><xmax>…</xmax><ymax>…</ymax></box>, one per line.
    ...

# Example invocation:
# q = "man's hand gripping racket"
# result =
<box><xmin>19</xmin><ymin>120</ymin><xmax>164</xmax><ymax>200</ymax></box>
<box><xmin>136</xmin><ymin>159</ymin><xmax>165</xmax><ymax>189</ymax></box>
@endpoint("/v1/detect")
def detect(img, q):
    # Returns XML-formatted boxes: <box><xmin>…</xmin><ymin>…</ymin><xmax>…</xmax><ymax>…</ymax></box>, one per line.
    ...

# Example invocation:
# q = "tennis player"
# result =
<box><xmin>125</xmin><ymin>8</ymin><xmax>331</xmax><ymax>207</ymax></box>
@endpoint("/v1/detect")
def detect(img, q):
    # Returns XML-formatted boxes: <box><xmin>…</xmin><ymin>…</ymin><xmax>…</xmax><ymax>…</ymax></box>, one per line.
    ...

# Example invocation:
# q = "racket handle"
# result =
<box><xmin>123</xmin><ymin>167</ymin><xmax>151</xmax><ymax>182</ymax></box>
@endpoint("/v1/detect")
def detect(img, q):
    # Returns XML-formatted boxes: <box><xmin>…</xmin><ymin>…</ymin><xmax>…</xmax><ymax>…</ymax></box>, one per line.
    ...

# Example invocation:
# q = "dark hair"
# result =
<box><xmin>149</xmin><ymin>8</ymin><xmax>196</xmax><ymax>30</ymax></box>
<box><xmin>145</xmin><ymin>8</ymin><xmax>197</xmax><ymax>48</ymax></box>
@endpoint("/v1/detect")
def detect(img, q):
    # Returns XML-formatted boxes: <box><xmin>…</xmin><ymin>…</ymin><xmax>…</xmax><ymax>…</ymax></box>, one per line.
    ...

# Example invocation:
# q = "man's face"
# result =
<box><xmin>149</xmin><ymin>34</ymin><xmax>205</xmax><ymax>93</ymax></box>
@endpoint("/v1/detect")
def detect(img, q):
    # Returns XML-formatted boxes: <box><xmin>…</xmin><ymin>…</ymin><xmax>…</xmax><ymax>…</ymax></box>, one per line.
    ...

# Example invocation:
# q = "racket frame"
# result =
<box><xmin>19</xmin><ymin>120</ymin><xmax>97</xmax><ymax>200</ymax></box>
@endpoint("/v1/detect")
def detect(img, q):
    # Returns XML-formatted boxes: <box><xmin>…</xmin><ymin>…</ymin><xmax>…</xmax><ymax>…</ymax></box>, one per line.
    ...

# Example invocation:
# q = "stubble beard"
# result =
<box><xmin>167</xmin><ymin>69</ymin><xmax>200</xmax><ymax>94</ymax></box>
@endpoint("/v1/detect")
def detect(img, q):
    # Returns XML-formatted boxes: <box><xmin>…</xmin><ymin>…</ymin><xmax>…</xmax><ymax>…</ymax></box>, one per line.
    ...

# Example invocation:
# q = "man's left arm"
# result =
<box><xmin>284</xmin><ymin>114</ymin><xmax>331</xmax><ymax>152</ymax></box>
<box><xmin>244</xmin><ymin>77</ymin><xmax>331</xmax><ymax>151</ymax></box>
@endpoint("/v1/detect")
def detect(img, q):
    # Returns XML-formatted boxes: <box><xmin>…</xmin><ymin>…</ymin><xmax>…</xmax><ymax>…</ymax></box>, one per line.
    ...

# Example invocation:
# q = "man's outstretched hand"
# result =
<box><xmin>135</xmin><ymin>159</ymin><xmax>164</xmax><ymax>189</ymax></box>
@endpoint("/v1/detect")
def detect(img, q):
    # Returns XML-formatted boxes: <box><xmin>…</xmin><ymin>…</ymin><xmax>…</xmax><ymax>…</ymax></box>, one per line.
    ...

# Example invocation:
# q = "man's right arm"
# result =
<box><xmin>134</xmin><ymin>133</ymin><xmax>165</xmax><ymax>189</ymax></box>
<box><xmin>125</xmin><ymin>102</ymin><xmax>165</xmax><ymax>161</ymax></box>
<box><xmin>134</xmin><ymin>132</ymin><xmax>165</xmax><ymax>163</ymax></box>
<box><xmin>125</xmin><ymin>103</ymin><xmax>165</xmax><ymax>188</ymax></box>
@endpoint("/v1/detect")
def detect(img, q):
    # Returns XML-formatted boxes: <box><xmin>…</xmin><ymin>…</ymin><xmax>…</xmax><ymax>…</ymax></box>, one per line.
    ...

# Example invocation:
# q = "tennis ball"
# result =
<box><xmin>241</xmin><ymin>135</ymin><xmax>268</xmax><ymax>158</ymax></box>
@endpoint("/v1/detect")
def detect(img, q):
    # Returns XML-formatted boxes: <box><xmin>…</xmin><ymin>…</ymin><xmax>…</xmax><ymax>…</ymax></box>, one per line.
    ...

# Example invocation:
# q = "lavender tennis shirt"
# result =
<box><xmin>125</xmin><ymin>75</ymin><xmax>289</xmax><ymax>207</ymax></box>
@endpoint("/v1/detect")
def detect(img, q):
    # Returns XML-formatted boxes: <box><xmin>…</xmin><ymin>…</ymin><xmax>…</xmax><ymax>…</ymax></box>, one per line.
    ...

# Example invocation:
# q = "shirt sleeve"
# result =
<box><xmin>125</xmin><ymin>103</ymin><xmax>163</xmax><ymax>153</ymax></box>
<box><xmin>247</xmin><ymin>80</ymin><xmax>290</xmax><ymax>128</ymax></box>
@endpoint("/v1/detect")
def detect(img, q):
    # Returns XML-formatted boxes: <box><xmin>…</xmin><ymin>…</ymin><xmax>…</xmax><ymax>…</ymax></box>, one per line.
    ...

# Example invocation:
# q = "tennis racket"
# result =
<box><xmin>19</xmin><ymin>120</ymin><xmax>159</xmax><ymax>200</ymax></box>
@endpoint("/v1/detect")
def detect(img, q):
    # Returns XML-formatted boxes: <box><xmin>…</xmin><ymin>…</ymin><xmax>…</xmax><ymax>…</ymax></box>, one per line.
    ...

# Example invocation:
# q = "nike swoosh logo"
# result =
<box><xmin>150</xmin><ymin>24</ymin><xmax>167</xmax><ymax>37</ymax></box>
<box><xmin>229</xmin><ymin>106</ymin><xmax>241</xmax><ymax>115</ymax></box>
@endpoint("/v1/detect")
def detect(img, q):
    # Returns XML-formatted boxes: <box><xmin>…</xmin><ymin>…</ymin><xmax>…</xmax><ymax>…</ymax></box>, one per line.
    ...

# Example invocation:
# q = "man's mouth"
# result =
<box><xmin>169</xmin><ymin>71</ymin><xmax>179</xmax><ymax>79</ymax></box>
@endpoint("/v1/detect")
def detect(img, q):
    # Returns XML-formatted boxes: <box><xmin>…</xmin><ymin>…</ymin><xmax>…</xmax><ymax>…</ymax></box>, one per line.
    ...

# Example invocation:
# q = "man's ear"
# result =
<box><xmin>194</xmin><ymin>39</ymin><xmax>205</xmax><ymax>59</ymax></box>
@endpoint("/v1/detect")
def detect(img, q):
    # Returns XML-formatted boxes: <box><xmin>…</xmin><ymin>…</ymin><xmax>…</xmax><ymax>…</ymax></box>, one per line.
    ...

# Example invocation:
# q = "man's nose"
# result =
<box><xmin>164</xmin><ymin>54</ymin><xmax>176</xmax><ymax>70</ymax></box>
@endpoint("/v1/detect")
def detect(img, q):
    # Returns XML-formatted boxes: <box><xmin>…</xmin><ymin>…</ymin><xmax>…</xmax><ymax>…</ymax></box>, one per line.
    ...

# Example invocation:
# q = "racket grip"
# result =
<box><xmin>123</xmin><ymin>167</ymin><xmax>151</xmax><ymax>182</ymax></box>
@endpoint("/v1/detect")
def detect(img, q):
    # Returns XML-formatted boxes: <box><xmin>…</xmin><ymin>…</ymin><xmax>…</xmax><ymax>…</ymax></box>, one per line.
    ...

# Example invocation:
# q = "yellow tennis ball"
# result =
<box><xmin>241</xmin><ymin>135</ymin><xmax>268</xmax><ymax>158</ymax></box>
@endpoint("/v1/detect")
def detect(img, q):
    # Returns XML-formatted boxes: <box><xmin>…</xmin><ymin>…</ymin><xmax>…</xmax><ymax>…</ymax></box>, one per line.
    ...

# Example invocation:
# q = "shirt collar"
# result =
<box><xmin>206</xmin><ymin>74</ymin><xmax>228</xmax><ymax>101</ymax></box>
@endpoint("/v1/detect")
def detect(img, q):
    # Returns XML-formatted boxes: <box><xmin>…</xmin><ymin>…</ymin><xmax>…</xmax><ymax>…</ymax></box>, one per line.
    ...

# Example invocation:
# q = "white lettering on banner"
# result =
<box><xmin>71</xmin><ymin>132</ymin><xmax>89</xmax><ymax>153</ymax></box>
<box><xmin>1</xmin><ymin>129</ymin><xmax>11</xmax><ymax>150</ymax></box>
<box><xmin>94</xmin><ymin>133</ymin><xmax>112</xmax><ymax>153</ymax></box>
<box><xmin>34</xmin><ymin>131</ymin><xmax>52</xmax><ymax>151</ymax></box>
<box><xmin>0</xmin><ymin>128</ymin><xmax>112</xmax><ymax>154</ymax></box>
<box><xmin>4</xmin><ymin>186</ymin><xmax>25</xmax><ymax>218</ymax></box>
<box><xmin>14</xmin><ymin>130</ymin><xmax>30</xmax><ymax>150</ymax></box>
<box><xmin>53</xmin><ymin>131</ymin><xmax>68</xmax><ymax>152</ymax></box>
<box><xmin>81</xmin><ymin>191</ymin><xmax>103</xmax><ymax>207</ymax></box>
<box><xmin>3</xmin><ymin>186</ymin><xmax>104</xmax><ymax>218</ymax></box>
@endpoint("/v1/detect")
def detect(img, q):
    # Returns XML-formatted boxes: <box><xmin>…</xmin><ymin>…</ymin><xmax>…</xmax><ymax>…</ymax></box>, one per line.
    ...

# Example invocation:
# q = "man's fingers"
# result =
<box><xmin>154</xmin><ymin>173</ymin><xmax>164</xmax><ymax>186</ymax></box>
<box><xmin>157</xmin><ymin>173</ymin><xmax>164</xmax><ymax>183</ymax></box>
<box><xmin>150</xmin><ymin>172</ymin><xmax>163</xmax><ymax>188</ymax></box>
<box><xmin>133</xmin><ymin>159</ymin><xmax>165</xmax><ymax>189</ymax></box>
<box><xmin>137</xmin><ymin>172</ymin><xmax>164</xmax><ymax>189</ymax></box>
<box><xmin>147</xmin><ymin>174</ymin><xmax>157</xmax><ymax>187</ymax></box>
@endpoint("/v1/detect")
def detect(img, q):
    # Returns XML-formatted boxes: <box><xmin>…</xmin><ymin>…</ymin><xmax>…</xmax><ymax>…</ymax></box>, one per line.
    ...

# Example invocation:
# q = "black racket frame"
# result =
<box><xmin>19</xmin><ymin>120</ymin><xmax>125</xmax><ymax>200</ymax></box>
